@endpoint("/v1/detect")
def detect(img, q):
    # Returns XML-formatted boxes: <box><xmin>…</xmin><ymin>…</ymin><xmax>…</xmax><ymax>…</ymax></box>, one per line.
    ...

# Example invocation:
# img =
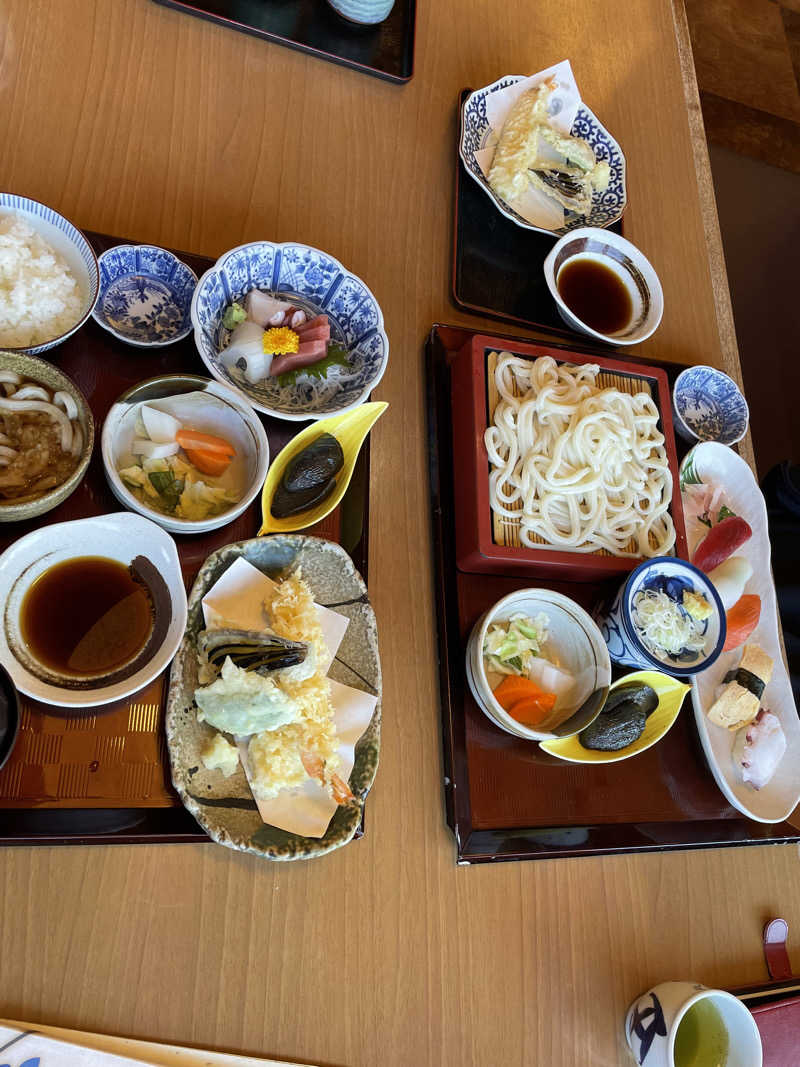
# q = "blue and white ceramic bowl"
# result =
<box><xmin>0</xmin><ymin>193</ymin><xmax>99</xmax><ymax>355</ymax></box>
<box><xmin>326</xmin><ymin>0</ymin><xmax>395</xmax><ymax>23</ymax></box>
<box><xmin>459</xmin><ymin>76</ymin><xmax>627</xmax><ymax>236</ymax></box>
<box><xmin>191</xmin><ymin>241</ymin><xmax>389</xmax><ymax>421</ymax></box>
<box><xmin>594</xmin><ymin>557</ymin><xmax>726</xmax><ymax>677</ymax></box>
<box><xmin>93</xmin><ymin>245</ymin><xmax>197</xmax><ymax>348</ymax></box>
<box><xmin>672</xmin><ymin>365</ymin><xmax>749</xmax><ymax>447</ymax></box>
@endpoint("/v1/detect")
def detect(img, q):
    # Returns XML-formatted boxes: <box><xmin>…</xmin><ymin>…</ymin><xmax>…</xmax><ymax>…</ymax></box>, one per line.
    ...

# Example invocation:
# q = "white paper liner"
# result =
<box><xmin>201</xmin><ymin>557</ymin><xmax>377</xmax><ymax>837</ymax></box>
<box><xmin>474</xmin><ymin>59</ymin><xmax>584</xmax><ymax>230</ymax></box>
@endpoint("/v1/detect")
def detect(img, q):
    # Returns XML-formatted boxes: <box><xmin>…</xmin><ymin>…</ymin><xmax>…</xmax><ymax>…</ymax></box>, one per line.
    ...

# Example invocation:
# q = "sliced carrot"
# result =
<box><xmin>723</xmin><ymin>594</ymin><xmax>761</xmax><ymax>651</ymax></box>
<box><xmin>175</xmin><ymin>428</ymin><xmax>235</xmax><ymax>458</ymax></box>
<box><xmin>183</xmin><ymin>446</ymin><xmax>232</xmax><ymax>477</ymax></box>
<box><xmin>520</xmin><ymin>691</ymin><xmax>557</xmax><ymax>713</ymax></box>
<box><xmin>493</xmin><ymin>675</ymin><xmax>547</xmax><ymax>711</ymax></box>
<box><xmin>507</xmin><ymin>692</ymin><xmax>557</xmax><ymax>727</ymax></box>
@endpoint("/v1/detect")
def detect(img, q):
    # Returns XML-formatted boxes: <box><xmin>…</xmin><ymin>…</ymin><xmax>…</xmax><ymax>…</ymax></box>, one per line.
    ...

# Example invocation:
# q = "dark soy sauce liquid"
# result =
<box><xmin>21</xmin><ymin>556</ymin><xmax>153</xmax><ymax>676</ymax></box>
<box><xmin>557</xmin><ymin>257</ymin><xmax>633</xmax><ymax>335</ymax></box>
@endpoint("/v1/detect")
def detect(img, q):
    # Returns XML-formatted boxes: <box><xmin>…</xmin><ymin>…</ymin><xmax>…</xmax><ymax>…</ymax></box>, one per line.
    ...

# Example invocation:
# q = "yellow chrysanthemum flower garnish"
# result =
<box><xmin>263</xmin><ymin>326</ymin><xmax>299</xmax><ymax>355</ymax></box>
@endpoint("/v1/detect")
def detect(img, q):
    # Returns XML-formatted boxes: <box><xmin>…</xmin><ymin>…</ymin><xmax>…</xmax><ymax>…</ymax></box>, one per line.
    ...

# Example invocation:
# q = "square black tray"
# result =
<box><xmin>153</xmin><ymin>0</ymin><xmax>416</xmax><ymax>83</ymax></box>
<box><xmin>452</xmin><ymin>89</ymin><xmax>623</xmax><ymax>337</ymax></box>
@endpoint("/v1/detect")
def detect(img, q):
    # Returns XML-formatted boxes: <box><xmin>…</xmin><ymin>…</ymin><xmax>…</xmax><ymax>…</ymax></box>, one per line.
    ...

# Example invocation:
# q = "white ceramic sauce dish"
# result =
<box><xmin>0</xmin><ymin>513</ymin><xmax>187</xmax><ymax>708</ymax></box>
<box><xmin>543</xmin><ymin>226</ymin><xmax>663</xmax><ymax>345</ymax></box>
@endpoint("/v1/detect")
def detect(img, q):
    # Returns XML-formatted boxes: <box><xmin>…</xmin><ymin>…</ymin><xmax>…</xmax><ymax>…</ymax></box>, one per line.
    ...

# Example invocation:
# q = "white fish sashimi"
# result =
<box><xmin>526</xmin><ymin>655</ymin><xmax>576</xmax><ymax>705</ymax></box>
<box><xmin>221</xmin><ymin>320</ymin><xmax>272</xmax><ymax>383</ymax></box>
<box><xmin>733</xmin><ymin>709</ymin><xmax>786</xmax><ymax>789</ymax></box>
<box><xmin>708</xmin><ymin>556</ymin><xmax>753</xmax><ymax>611</ymax></box>
<box><xmin>244</xmin><ymin>290</ymin><xmax>294</xmax><ymax>328</ymax></box>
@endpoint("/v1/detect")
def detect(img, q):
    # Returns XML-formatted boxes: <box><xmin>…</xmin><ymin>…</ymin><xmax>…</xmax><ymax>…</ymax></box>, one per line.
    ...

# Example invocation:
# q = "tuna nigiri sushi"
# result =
<box><xmin>692</xmin><ymin>515</ymin><xmax>752</xmax><ymax>573</ymax></box>
<box><xmin>733</xmin><ymin>709</ymin><xmax>786</xmax><ymax>789</ymax></box>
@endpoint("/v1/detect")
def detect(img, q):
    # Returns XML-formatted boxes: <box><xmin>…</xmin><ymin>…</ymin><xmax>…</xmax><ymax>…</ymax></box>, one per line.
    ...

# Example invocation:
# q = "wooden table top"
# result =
<box><xmin>0</xmin><ymin>2</ymin><xmax>795</xmax><ymax>1064</ymax></box>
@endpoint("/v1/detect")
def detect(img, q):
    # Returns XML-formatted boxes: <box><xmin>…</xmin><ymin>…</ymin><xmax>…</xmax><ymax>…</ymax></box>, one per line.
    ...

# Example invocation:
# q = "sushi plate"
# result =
<box><xmin>681</xmin><ymin>442</ymin><xmax>800</xmax><ymax>823</ymax></box>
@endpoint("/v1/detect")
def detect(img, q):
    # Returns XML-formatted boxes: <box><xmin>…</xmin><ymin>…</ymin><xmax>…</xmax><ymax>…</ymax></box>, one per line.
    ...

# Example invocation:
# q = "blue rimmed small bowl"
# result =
<box><xmin>672</xmin><ymin>365</ymin><xmax>749</xmax><ymax>446</ymax></box>
<box><xmin>190</xmin><ymin>241</ymin><xmax>389</xmax><ymax>421</ymax></box>
<box><xmin>0</xmin><ymin>192</ymin><xmax>99</xmax><ymax>354</ymax></box>
<box><xmin>459</xmin><ymin>76</ymin><xmax>627</xmax><ymax>236</ymax></box>
<box><xmin>593</xmin><ymin>557</ymin><xmax>726</xmax><ymax>677</ymax></box>
<box><xmin>93</xmin><ymin>244</ymin><xmax>197</xmax><ymax>348</ymax></box>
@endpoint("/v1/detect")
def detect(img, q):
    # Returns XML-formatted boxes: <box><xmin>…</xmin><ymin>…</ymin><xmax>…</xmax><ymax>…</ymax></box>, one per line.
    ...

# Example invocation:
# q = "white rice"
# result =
<box><xmin>0</xmin><ymin>212</ymin><xmax>83</xmax><ymax>347</ymax></box>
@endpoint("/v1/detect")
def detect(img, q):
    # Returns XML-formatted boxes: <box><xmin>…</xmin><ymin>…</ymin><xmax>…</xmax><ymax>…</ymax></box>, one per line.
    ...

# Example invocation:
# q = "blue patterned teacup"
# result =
<box><xmin>625</xmin><ymin>982</ymin><xmax>762</xmax><ymax>1066</ymax></box>
<box><xmin>593</xmin><ymin>557</ymin><xmax>725</xmax><ymax>677</ymax></box>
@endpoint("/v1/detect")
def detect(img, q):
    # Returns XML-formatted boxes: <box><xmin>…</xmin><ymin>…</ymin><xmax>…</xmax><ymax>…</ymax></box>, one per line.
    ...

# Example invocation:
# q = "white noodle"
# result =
<box><xmin>484</xmin><ymin>353</ymin><xmax>676</xmax><ymax>557</ymax></box>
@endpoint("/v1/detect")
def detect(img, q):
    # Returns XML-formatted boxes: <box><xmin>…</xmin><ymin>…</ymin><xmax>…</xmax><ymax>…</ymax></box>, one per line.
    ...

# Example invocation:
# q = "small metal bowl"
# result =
<box><xmin>0</xmin><ymin>350</ymin><xmax>94</xmax><ymax>523</ymax></box>
<box><xmin>93</xmin><ymin>244</ymin><xmax>197</xmax><ymax>348</ymax></box>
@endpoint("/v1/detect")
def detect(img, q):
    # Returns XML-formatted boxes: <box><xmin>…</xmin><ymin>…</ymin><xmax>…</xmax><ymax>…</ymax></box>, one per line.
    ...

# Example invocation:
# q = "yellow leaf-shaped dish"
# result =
<box><xmin>259</xmin><ymin>401</ymin><xmax>387</xmax><ymax>535</ymax></box>
<box><xmin>539</xmin><ymin>670</ymin><xmax>690</xmax><ymax>764</ymax></box>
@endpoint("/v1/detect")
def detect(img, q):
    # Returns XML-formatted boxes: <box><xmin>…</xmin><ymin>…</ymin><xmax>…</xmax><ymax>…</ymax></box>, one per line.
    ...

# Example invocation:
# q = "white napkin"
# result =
<box><xmin>201</xmin><ymin>557</ymin><xmax>377</xmax><ymax>838</ymax></box>
<box><xmin>473</xmin><ymin>59</ymin><xmax>583</xmax><ymax>230</ymax></box>
<box><xmin>0</xmin><ymin>1021</ymin><xmax>319</xmax><ymax>1066</ymax></box>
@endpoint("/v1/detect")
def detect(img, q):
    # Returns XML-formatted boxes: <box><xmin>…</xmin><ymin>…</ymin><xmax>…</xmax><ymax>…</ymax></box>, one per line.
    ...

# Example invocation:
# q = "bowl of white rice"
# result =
<box><xmin>0</xmin><ymin>193</ymin><xmax>99</xmax><ymax>355</ymax></box>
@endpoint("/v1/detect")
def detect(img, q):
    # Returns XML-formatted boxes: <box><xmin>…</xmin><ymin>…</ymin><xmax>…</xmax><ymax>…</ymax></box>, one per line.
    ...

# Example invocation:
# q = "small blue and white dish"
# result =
<box><xmin>672</xmin><ymin>365</ymin><xmax>749</xmax><ymax>447</ymax></box>
<box><xmin>593</xmin><ymin>557</ymin><xmax>726</xmax><ymax>677</ymax></box>
<box><xmin>93</xmin><ymin>245</ymin><xmax>197</xmax><ymax>348</ymax></box>
<box><xmin>191</xmin><ymin>241</ymin><xmax>389</xmax><ymax>421</ymax></box>
<box><xmin>459</xmin><ymin>75</ymin><xmax>627</xmax><ymax>236</ymax></box>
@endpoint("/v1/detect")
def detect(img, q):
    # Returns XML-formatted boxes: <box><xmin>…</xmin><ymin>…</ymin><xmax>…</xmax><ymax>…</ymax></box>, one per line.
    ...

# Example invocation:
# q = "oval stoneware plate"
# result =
<box><xmin>681</xmin><ymin>442</ymin><xmax>799</xmax><ymax>823</ymax></box>
<box><xmin>166</xmin><ymin>535</ymin><xmax>381</xmax><ymax>860</ymax></box>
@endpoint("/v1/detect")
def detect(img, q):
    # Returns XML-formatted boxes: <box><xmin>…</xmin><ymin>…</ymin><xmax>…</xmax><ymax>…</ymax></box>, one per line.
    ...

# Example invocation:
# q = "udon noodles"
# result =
<box><xmin>484</xmin><ymin>353</ymin><xmax>675</xmax><ymax>557</ymax></box>
<box><xmin>0</xmin><ymin>370</ymin><xmax>83</xmax><ymax>503</ymax></box>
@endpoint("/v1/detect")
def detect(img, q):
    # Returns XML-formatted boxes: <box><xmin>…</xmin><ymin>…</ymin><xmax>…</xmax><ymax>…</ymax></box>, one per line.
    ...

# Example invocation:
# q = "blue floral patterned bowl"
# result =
<box><xmin>593</xmin><ymin>557</ymin><xmax>726</xmax><ymax>677</ymax></box>
<box><xmin>672</xmin><ymin>365</ymin><xmax>749</xmax><ymax>447</ymax></box>
<box><xmin>93</xmin><ymin>245</ymin><xmax>197</xmax><ymax>348</ymax></box>
<box><xmin>190</xmin><ymin>241</ymin><xmax>389</xmax><ymax>421</ymax></box>
<box><xmin>459</xmin><ymin>76</ymin><xmax>627</xmax><ymax>236</ymax></box>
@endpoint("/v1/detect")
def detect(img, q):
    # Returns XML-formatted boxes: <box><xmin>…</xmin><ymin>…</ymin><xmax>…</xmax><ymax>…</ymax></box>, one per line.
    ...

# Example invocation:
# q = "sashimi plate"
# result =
<box><xmin>681</xmin><ymin>442</ymin><xmax>799</xmax><ymax>823</ymax></box>
<box><xmin>190</xmin><ymin>242</ymin><xmax>389</xmax><ymax>421</ymax></box>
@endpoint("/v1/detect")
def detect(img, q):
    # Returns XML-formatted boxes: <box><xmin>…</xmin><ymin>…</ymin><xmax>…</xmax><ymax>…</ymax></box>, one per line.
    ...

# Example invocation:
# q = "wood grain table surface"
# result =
<box><xmin>0</xmin><ymin>2</ymin><xmax>795</xmax><ymax>1065</ymax></box>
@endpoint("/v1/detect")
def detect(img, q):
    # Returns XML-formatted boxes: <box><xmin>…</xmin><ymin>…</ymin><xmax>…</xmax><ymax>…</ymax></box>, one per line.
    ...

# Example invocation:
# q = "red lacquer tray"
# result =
<box><xmin>426</xmin><ymin>323</ymin><xmax>800</xmax><ymax>863</ymax></box>
<box><xmin>0</xmin><ymin>232</ymin><xmax>370</xmax><ymax>846</ymax></box>
<box><xmin>450</xmin><ymin>332</ymin><xmax>688</xmax><ymax>580</ymax></box>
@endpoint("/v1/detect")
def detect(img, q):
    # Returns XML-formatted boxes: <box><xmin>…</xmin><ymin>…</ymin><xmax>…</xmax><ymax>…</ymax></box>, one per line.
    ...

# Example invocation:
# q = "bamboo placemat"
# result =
<box><xmin>485</xmin><ymin>349</ymin><xmax>661</xmax><ymax>556</ymax></box>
